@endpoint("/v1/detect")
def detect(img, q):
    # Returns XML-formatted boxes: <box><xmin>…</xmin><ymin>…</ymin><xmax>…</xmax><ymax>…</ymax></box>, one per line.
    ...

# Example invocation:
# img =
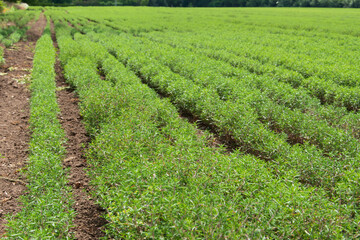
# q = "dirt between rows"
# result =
<box><xmin>0</xmin><ymin>13</ymin><xmax>46</xmax><ymax>237</ymax></box>
<box><xmin>1</xmin><ymin>14</ymin><xmax>106</xmax><ymax>239</ymax></box>
<box><xmin>51</xmin><ymin>20</ymin><xmax>106</xmax><ymax>238</ymax></box>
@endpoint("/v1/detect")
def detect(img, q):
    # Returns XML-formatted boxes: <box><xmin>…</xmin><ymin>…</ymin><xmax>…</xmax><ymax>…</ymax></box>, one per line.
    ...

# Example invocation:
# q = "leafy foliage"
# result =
<box><xmin>0</xmin><ymin>11</ymin><xmax>39</xmax><ymax>47</ymax></box>
<box><xmin>45</xmin><ymin>8</ymin><xmax>360</xmax><ymax>238</ymax></box>
<box><xmin>4</xmin><ymin>21</ymin><xmax>75</xmax><ymax>239</ymax></box>
<box><xmin>0</xmin><ymin>46</ymin><xmax>4</xmax><ymax>64</ymax></box>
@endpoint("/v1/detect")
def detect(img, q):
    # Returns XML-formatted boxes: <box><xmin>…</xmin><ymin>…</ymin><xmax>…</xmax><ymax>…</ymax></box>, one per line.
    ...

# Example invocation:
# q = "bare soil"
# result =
<box><xmin>0</xmin><ymin>13</ymin><xmax>46</xmax><ymax>237</ymax></box>
<box><xmin>51</xmin><ymin>21</ymin><xmax>107</xmax><ymax>239</ymax></box>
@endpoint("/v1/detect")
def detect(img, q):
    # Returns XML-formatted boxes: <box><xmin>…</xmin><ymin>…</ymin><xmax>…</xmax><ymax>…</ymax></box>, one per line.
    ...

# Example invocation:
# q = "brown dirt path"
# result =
<box><xmin>50</xmin><ymin>21</ymin><xmax>107</xmax><ymax>239</ymax></box>
<box><xmin>0</xmin><ymin>13</ymin><xmax>47</xmax><ymax>237</ymax></box>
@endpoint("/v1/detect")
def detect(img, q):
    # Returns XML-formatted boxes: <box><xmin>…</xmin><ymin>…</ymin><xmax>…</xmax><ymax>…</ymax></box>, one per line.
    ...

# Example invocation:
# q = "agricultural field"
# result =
<box><xmin>1</xmin><ymin>6</ymin><xmax>360</xmax><ymax>239</ymax></box>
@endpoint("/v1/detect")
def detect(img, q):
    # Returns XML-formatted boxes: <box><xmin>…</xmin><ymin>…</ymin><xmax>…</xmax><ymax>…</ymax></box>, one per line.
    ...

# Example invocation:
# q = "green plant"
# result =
<box><xmin>39</xmin><ymin>8</ymin><xmax>360</xmax><ymax>238</ymax></box>
<box><xmin>50</xmin><ymin>17</ymin><xmax>359</xmax><ymax>238</ymax></box>
<box><xmin>5</xmin><ymin>24</ymin><xmax>75</xmax><ymax>239</ymax></box>
<box><xmin>0</xmin><ymin>46</ymin><xmax>4</xmax><ymax>65</ymax></box>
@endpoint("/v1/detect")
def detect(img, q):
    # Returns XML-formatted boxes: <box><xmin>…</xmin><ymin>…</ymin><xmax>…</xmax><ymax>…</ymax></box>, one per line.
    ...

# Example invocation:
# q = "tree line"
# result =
<box><xmin>23</xmin><ymin>0</ymin><xmax>360</xmax><ymax>8</ymax></box>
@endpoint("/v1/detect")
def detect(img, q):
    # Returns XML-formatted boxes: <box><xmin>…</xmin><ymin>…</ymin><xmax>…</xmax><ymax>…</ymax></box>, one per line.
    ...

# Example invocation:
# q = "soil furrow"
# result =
<box><xmin>50</xmin><ymin>20</ymin><xmax>107</xmax><ymax>239</ymax></box>
<box><xmin>0</xmin><ymin>13</ymin><xmax>46</xmax><ymax>237</ymax></box>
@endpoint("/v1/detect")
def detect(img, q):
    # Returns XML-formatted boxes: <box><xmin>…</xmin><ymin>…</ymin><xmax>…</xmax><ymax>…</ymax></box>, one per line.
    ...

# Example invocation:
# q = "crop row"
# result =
<box><xmin>0</xmin><ymin>10</ymin><xmax>39</xmax><ymax>28</ymax></box>
<box><xmin>60</xmin><ymin>11</ymin><xmax>360</xmax><ymax>113</ymax></box>
<box><xmin>0</xmin><ymin>26</ymin><xmax>27</xmax><ymax>47</ymax></box>
<box><xmin>133</xmin><ymin>31</ymin><xmax>360</xmax><ymax>139</ymax></box>
<box><xmin>51</xmin><ymin>21</ymin><xmax>358</xmax><ymax>238</ymax></box>
<box><xmin>4</xmin><ymin>24</ymin><xmax>74</xmax><ymax>239</ymax></box>
<box><xmin>0</xmin><ymin>11</ymin><xmax>39</xmax><ymax>47</ymax></box>
<box><xmin>150</xmin><ymin>27</ymin><xmax>360</xmax><ymax>89</ymax></box>
<box><xmin>66</xmin><ymin>19</ymin><xmax>356</xmax><ymax>204</ymax></box>
<box><xmin>65</xmin><ymin>7</ymin><xmax>360</xmax><ymax>39</ymax></box>
<box><xmin>110</xmin><ymin>32</ymin><xmax>360</xmax><ymax>144</ymax></box>
<box><xmin>139</xmin><ymin>34</ymin><xmax>360</xmax><ymax>154</ymax></box>
<box><xmin>72</xmin><ymin>7</ymin><xmax>360</xmax><ymax>89</ymax></box>
<box><xmin>91</xmin><ymin>34</ymin><xmax>360</xmax><ymax>227</ymax></box>
<box><xmin>56</xmin><ymin>10</ymin><xmax>360</xmax><ymax>213</ymax></box>
<box><xmin>82</xmin><ymin>29</ymin><xmax>357</xmax><ymax>196</ymax></box>
<box><xmin>222</xmin><ymin>18</ymin><xmax>360</xmax><ymax>41</ymax></box>
<box><xmin>139</xmin><ymin>30</ymin><xmax>360</xmax><ymax>112</ymax></box>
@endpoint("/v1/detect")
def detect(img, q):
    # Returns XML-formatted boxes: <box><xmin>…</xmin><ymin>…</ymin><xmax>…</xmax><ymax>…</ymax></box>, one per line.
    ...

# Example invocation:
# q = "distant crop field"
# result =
<box><xmin>2</xmin><ymin>6</ymin><xmax>360</xmax><ymax>239</ymax></box>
